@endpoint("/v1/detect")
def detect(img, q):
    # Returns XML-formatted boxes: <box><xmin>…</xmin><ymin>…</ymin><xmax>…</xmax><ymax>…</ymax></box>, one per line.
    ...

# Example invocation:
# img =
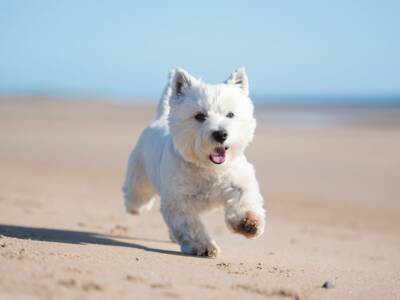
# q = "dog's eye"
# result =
<box><xmin>194</xmin><ymin>112</ymin><xmax>207</xmax><ymax>122</ymax></box>
<box><xmin>226</xmin><ymin>112</ymin><xmax>235</xmax><ymax>118</ymax></box>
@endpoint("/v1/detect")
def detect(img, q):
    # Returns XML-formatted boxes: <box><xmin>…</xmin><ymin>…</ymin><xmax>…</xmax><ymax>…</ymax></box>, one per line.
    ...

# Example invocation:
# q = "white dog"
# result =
<box><xmin>123</xmin><ymin>68</ymin><xmax>266</xmax><ymax>257</ymax></box>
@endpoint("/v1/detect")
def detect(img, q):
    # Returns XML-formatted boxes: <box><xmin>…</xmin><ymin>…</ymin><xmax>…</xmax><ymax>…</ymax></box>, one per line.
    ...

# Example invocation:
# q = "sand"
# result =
<box><xmin>0</xmin><ymin>99</ymin><xmax>399</xmax><ymax>300</ymax></box>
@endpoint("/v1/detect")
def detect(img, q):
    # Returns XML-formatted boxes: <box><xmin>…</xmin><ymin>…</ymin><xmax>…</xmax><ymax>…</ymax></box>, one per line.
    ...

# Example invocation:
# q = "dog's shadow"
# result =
<box><xmin>0</xmin><ymin>224</ymin><xmax>188</xmax><ymax>257</ymax></box>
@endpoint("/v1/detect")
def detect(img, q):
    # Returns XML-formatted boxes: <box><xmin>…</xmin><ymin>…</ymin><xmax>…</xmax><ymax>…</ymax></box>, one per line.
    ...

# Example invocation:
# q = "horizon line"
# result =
<box><xmin>1</xmin><ymin>91</ymin><xmax>400</xmax><ymax>107</ymax></box>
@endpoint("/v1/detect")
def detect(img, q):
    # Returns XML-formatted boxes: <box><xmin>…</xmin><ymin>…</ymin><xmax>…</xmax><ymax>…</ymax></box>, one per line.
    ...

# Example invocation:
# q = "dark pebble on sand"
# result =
<box><xmin>321</xmin><ymin>281</ymin><xmax>335</xmax><ymax>289</ymax></box>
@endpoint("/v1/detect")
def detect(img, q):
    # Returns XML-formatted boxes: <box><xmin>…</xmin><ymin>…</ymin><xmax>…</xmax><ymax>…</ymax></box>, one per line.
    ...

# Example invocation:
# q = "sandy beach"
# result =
<box><xmin>0</xmin><ymin>99</ymin><xmax>399</xmax><ymax>300</ymax></box>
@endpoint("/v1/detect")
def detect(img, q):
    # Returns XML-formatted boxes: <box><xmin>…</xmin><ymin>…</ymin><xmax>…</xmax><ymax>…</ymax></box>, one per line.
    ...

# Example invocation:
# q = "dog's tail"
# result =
<box><xmin>155</xmin><ymin>69</ymin><xmax>176</xmax><ymax>119</ymax></box>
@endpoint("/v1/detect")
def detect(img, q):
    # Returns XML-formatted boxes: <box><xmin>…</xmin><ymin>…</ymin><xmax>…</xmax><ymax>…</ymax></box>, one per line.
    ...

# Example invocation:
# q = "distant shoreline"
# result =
<box><xmin>1</xmin><ymin>93</ymin><xmax>400</xmax><ymax>108</ymax></box>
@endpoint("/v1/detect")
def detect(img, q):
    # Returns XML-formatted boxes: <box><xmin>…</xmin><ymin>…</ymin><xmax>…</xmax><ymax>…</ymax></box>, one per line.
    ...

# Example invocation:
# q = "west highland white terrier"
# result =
<box><xmin>123</xmin><ymin>68</ymin><xmax>266</xmax><ymax>257</ymax></box>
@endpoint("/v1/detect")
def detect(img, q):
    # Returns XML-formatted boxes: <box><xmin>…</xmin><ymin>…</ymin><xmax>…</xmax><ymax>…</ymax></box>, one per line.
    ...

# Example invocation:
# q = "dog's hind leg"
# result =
<box><xmin>123</xmin><ymin>149</ymin><xmax>157</xmax><ymax>214</ymax></box>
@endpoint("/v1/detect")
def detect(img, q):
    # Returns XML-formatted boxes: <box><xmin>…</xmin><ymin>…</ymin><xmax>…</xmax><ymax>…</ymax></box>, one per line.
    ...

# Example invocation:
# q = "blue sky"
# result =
<box><xmin>0</xmin><ymin>1</ymin><xmax>399</xmax><ymax>102</ymax></box>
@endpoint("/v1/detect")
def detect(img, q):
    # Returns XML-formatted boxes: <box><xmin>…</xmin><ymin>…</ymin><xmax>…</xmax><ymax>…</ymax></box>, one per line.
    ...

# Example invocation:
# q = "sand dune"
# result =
<box><xmin>0</xmin><ymin>99</ymin><xmax>399</xmax><ymax>299</ymax></box>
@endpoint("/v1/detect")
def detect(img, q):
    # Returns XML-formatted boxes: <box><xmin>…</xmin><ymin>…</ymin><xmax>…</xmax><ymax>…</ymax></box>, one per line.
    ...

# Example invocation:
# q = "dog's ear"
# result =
<box><xmin>225</xmin><ymin>68</ymin><xmax>249</xmax><ymax>96</ymax></box>
<box><xmin>170</xmin><ymin>68</ymin><xmax>196</xmax><ymax>101</ymax></box>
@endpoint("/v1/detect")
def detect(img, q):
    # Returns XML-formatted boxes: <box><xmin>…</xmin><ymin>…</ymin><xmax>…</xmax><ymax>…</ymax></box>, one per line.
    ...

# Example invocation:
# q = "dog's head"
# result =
<box><xmin>168</xmin><ymin>68</ymin><xmax>256</xmax><ymax>169</ymax></box>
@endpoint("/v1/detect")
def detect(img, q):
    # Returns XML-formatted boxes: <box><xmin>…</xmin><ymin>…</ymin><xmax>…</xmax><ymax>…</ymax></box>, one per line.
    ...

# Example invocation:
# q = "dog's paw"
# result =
<box><xmin>124</xmin><ymin>198</ymin><xmax>155</xmax><ymax>215</ymax></box>
<box><xmin>181</xmin><ymin>241</ymin><xmax>220</xmax><ymax>258</ymax></box>
<box><xmin>238</xmin><ymin>211</ymin><xmax>259</xmax><ymax>237</ymax></box>
<box><xmin>229</xmin><ymin>211</ymin><xmax>264</xmax><ymax>238</ymax></box>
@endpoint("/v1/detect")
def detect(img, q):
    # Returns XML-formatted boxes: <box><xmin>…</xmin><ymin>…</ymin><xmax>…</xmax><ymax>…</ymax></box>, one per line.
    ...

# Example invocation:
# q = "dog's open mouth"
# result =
<box><xmin>209</xmin><ymin>146</ymin><xmax>228</xmax><ymax>164</ymax></box>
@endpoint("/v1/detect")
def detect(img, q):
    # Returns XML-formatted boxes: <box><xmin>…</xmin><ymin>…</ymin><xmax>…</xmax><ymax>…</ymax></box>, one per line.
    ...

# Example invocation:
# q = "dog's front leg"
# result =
<box><xmin>225</xmin><ymin>183</ymin><xmax>266</xmax><ymax>239</ymax></box>
<box><xmin>161</xmin><ymin>200</ymin><xmax>219</xmax><ymax>257</ymax></box>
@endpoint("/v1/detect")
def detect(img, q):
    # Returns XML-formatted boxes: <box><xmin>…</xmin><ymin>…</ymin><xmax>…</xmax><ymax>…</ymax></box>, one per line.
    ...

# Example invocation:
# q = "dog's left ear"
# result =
<box><xmin>225</xmin><ymin>68</ymin><xmax>249</xmax><ymax>96</ymax></box>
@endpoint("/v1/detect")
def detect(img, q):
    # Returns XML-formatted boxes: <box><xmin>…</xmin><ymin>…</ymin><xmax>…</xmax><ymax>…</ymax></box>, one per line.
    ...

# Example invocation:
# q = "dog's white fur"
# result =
<box><xmin>123</xmin><ymin>68</ymin><xmax>266</xmax><ymax>257</ymax></box>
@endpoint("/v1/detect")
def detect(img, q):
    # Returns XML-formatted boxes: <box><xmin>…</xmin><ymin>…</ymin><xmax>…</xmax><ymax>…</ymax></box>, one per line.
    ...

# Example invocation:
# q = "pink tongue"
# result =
<box><xmin>210</xmin><ymin>147</ymin><xmax>226</xmax><ymax>164</ymax></box>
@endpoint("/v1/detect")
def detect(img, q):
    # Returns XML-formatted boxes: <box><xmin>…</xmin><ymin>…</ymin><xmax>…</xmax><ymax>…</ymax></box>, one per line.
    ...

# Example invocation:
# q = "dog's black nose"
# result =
<box><xmin>212</xmin><ymin>129</ymin><xmax>228</xmax><ymax>143</ymax></box>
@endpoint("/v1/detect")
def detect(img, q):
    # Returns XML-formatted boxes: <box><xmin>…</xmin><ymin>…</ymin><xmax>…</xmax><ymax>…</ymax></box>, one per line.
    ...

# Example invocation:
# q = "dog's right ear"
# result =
<box><xmin>170</xmin><ymin>68</ymin><xmax>196</xmax><ymax>102</ymax></box>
